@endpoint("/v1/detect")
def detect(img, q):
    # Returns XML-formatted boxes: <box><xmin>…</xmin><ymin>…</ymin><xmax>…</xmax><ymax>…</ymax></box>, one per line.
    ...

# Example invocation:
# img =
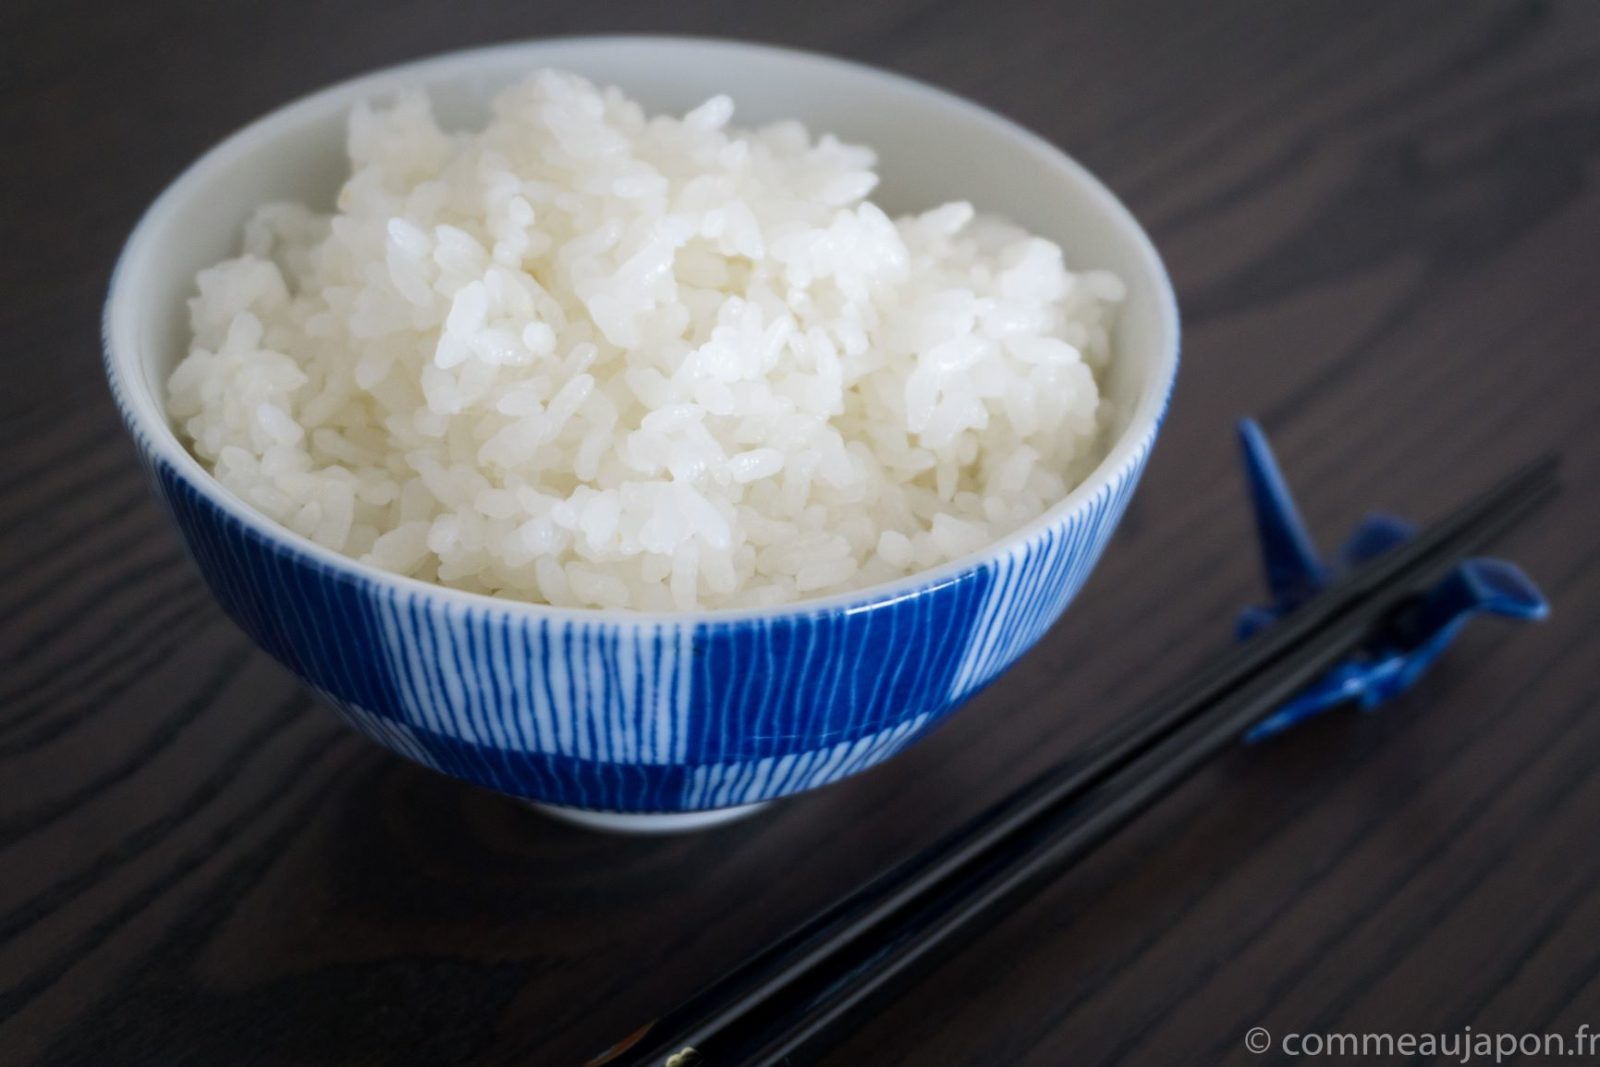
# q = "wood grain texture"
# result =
<box><xmin>4</xmin><ymin>1</ymin><xmax>1600</xmax><ymax>1063</ymax></box>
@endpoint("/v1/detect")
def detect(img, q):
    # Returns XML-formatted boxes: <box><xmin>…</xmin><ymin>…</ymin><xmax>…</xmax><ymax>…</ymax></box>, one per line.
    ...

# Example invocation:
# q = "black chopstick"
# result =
<box><xmin>589</xmin><ymin>453</ymin><xmax>1560</xmax><ymax>1067</ymax></box>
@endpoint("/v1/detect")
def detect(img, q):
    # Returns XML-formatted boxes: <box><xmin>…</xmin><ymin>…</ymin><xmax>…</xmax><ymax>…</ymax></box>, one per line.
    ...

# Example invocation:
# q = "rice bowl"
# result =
<box><xmin>104</xmin><ymin>38</ymin><xmax>1177</xmax><ymax>827</ymax></box>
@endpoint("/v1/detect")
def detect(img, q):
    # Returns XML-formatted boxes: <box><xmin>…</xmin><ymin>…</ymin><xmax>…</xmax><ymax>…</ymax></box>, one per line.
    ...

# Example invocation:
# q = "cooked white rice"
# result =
<box><xmin>168</xmin><ymin>70</ymin><xmax>1123</xmax><ymax>611</ymax></box>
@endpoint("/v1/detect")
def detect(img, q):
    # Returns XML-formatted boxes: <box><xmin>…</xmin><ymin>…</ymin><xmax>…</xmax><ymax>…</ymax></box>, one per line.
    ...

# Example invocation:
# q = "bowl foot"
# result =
<box><xmin>528</xmin><ymin>800</ymin><xmax>770</xmax><ymax>834</ymax></box>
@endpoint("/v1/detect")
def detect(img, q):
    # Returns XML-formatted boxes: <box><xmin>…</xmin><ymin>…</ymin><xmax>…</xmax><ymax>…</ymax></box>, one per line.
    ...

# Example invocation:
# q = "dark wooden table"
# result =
<box><xmin>6</xmin><ymin>2</ymin><xmax>1600</xmax><ymax>1064</ymax></box>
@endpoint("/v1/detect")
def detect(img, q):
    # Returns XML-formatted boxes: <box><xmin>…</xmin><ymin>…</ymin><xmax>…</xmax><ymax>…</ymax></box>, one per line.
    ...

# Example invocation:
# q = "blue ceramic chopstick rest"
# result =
<box><xmin>1234</xmin><ymin>419</ymin><xmax>1548</xmax><ymax>741</ymax></box>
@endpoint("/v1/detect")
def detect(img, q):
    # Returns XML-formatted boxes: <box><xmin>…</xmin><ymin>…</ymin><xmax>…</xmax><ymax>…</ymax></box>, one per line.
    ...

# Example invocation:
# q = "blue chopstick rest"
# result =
<box><xmin>1234</xmin><ymin>419</ymin><xmax>1548</xmax><ymax>742</ymax></box>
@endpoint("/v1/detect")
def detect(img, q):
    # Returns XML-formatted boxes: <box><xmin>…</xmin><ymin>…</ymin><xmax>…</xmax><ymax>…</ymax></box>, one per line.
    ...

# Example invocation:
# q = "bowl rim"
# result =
<box><xmin>102</xmin><ymin>33</ymin><xmax>1180</xmax><ymax>625</ymax></box>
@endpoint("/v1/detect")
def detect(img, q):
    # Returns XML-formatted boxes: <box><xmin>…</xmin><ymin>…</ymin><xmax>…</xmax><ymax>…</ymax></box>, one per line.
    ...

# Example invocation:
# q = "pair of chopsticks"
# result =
<box><xmin>589</xmin><ymin>452</ymin><xmax>1560</xmax><ymax>1067</ymax></box>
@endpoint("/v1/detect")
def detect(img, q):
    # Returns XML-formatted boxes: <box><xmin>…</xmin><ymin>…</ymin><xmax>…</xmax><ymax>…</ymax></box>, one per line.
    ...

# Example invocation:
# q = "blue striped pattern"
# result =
<box><xmin>129</xmin><ymin>420</ymin><xmax>1157</xmax><ymax>813</ymax></box>
<box><xmin>371</xmin><ymin>594</ymin><xmax>695</xmax><ymax>764</ymax></box>
<box><xmin>949</xmin><ymin>454</ymin><xmax>1147</xmax><ymax>699</ymax></box>
<box><xmin>685</xmin><ymin>573</ymin><xmax>991</xmax><ymax>765</ymax></box>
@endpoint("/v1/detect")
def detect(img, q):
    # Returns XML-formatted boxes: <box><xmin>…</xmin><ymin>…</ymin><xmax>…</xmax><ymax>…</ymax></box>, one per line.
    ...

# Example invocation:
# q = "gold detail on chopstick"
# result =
<box><xmin>665</xmin><ymin>1048</ymin><xmax>702</xmax><ymax>1067</ymax></box>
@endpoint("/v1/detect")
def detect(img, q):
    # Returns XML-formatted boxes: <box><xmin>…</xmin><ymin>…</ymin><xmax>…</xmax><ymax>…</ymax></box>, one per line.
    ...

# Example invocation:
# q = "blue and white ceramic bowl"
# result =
<box><xmin>103</xmin><ymin>38</ymin><xmax>1179</xmax><ymax>832</ymax></box>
